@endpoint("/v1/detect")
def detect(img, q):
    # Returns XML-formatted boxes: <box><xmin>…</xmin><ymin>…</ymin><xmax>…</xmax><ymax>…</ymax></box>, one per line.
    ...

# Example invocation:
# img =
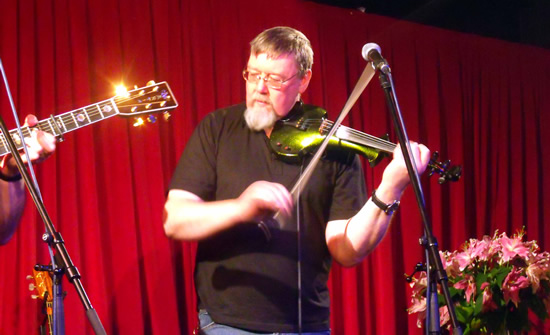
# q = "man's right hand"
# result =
<box><xmin>236</xmin><ymin>181</ymin><xmax>293</xmax><ymax>222</ymax></box>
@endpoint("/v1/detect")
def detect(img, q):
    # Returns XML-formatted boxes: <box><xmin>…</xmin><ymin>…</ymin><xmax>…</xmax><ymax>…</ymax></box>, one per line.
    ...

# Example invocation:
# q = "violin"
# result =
<box><xmin>269</xmin><ymin>104</ymin><xmax>461</xmax><ymax>184</ymax></box>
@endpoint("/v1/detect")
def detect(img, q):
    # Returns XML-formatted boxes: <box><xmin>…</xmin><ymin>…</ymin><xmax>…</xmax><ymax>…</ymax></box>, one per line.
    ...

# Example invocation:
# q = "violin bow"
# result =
<box><xmin>286</xmin><ymin>64</ymin><xmax>376</xmax><ymax>205</ymax></box>
<box><xmin>259</xmin><ymin>62</ymin><xmax>376</xmax><ymax>238</ymax></box>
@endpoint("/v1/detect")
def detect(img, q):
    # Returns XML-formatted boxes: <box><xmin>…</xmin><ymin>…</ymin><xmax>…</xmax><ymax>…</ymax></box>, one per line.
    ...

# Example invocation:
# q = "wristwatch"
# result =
<box><xmin>371</xmin><ymin>189</ymin><xmax>400</xmax><ymax>215</ymax></box>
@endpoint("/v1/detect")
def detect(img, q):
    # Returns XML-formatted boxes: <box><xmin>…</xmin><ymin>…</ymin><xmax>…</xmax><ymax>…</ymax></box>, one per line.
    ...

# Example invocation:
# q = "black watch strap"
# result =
<box><xmin>371</xmin><ymin>189</ymin><xmax>400</xmax><ymax>215</ymax></box>
<box><xmin>0</xmin><ymin>170</ymin><xmax>22</xmax><ymax>182</ymax></box>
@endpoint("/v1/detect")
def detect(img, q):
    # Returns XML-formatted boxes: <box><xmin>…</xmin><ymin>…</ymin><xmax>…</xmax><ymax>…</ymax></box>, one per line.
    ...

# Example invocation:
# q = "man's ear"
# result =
<box><xmin>298</xmin><ymin>70</ymin><xmax>312</xmax><ymax>94</ymax></box>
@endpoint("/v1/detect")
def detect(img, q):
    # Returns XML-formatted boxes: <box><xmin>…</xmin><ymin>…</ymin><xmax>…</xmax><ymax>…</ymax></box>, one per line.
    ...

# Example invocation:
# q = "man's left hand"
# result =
<box><xmin>0</xmin><ymin>114</ymin><xmax>56</xmax><ymax>179</ymax></box>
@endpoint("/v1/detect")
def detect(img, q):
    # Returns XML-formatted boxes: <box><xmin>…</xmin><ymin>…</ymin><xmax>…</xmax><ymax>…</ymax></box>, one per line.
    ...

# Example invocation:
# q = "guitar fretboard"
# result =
<box><xmin>0</xmin><ymin>98</ymin><xmax>119</xmax><ymax>157</ymax></box>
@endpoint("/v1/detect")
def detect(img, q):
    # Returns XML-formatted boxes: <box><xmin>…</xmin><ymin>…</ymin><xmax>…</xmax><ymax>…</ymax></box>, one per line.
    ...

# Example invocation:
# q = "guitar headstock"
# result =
<box><xmin>114</xmin><ymin>81</ymin><xmax>178</xmax><ymax>117</ymax></box>
<box><xmin>27</xmin><ymin>268</ymin><xmax>53</xmax><ymax>302</ymax></box>
<box><xmin>27</xmin><ymin>267</ymin><xmax>54</xmax><ymax>335</ymax></box>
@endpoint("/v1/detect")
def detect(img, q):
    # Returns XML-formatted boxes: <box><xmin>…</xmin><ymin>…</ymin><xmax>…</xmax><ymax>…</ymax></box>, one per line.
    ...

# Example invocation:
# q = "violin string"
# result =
<box><xmin>283</xmin><ymin>120</ymin><xmax>444</xmax><ymax>171</ymax></box>
<box><xmin>295</xmin><ymin>119</ymin><xmax>396</xmax><ymax>152</ymax></box>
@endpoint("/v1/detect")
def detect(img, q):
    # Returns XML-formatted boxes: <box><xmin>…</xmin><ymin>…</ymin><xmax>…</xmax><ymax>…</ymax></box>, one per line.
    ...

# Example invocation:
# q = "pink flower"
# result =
<box><xmin>455</xmin><ymin>251</ymin><xmax>472</xmax><ymax>271</ymax></box>
<box><xmin>408</xmin><ymin>230</ymin><xmax>550</xmax><ymax>333</ymax></box>
<box><xmin>480</xmin><ymin>282</ymin><xmax>498</xmax><ymax>312</ymax></box>
<box><xmin>409</xmin><ymin>271</ymin><xmax>427</xmax><ymax>300</ymax></box>
<box><xmin>454</xmin><ymin>274</ymin><xmax>476</xmax><ymax>303</ymax></box>
<box><xmin>408</xmin><ymin>297</ymin><xmax>426</xmax><ymax>314</ymax></box>
<box><xmin>409</xmin><ymin>296</ymin><xmax>426</xmax><ymax>329</ymax></box>
<box><xmin>440</xmin><ymin>251</ymin><xmax>461</xmax><ymax>277</ymax></box>
<box><xmin>499</xmin><ymin>232</ymin><xmax>530</xmax><ymax>264</ymax></box>
<box><xmin>469</xmin><ymin>237</ymin><xmax>492</xmax><ymax>261</ymax></box>
<box><xmin>408</xmin><ymin>271</ymin><xmax>428</xmax><ymax>328</ymax></box>
<box><xmin>526</xmin><ymin>251</ymin><xmax>550</xmax><ymax>292</ymax></box>
<box><xmin>502</xmin><ymin>268</ymin><xmax>530</xmax><ymax>307</ymax></box>
<box><xmin>439</xmin><ymin>305</ymin><xmax>450</xmax><ymax>327</ymax></box>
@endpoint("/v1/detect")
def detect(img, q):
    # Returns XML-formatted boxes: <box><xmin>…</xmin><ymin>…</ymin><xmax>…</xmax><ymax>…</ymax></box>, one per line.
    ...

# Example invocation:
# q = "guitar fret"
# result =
<box><xmin>0</xmin><ymin>133</ymin><xmax>7</xmax><ymax>156</ymax></box>
<box><xmin>9</xmin><ymin>129</ymin><xmax>23</xmax><ymax>147</ymax></box>
<box><xmin>57</xmin><ymin>115</ymin><xmax>68</xmax><ymax>133</ymax></box>
<box><xmin>36</xmin><ymin>122</ymin><xmax>49</xmax><ymax>135</ymax></box>
<box><xmin>88</xmin><ymin>105</ymin><xmax>103</xmax><ymax>123</ymax></box>
<box><xmin>110</xmin><ymin>98</ymin><xmax>121</xmax><ymax>115</ymax></box>
<box><xmin>97</xmin><ymin>104</ymin><xmax>104</xmax><ymax>118</ymax></box>
<box><xmin>45</xmin><ymin>119</ymin><xmax>56</xmax><ymax>137</ymax></box>
<box><xmin>84</xmin><ymin>108</ymin><xmax>92</xmax><ymax>123</ymax></box>
<box><xmin>70</xmin><ymin>113</ymin><xmax>78</xmax><ymax>128</ymax></box>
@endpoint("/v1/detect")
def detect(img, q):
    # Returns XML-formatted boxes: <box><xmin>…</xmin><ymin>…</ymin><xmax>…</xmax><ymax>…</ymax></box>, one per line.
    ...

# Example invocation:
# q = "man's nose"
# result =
<box><xmin>255</xmin><ymin>78</ymin><xmax>269</xmax><ymax>93</ymax></box>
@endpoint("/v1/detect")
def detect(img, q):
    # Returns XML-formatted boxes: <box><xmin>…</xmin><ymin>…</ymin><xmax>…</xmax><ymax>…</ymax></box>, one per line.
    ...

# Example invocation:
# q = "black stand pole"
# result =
<box><xmin>377</xmin><ymin>68</ymin><xmax>462</xmax><ymax>335</ymax></box>
<box><xmin>0</xmin><ymin>115</ymin><xmax>107</xmax><ymax>335</ymax></box>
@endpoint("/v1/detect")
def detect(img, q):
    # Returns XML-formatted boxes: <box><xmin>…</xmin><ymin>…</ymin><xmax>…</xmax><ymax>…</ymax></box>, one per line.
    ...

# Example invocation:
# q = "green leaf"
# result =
<box><xmin>449</xmin><ymin>286</ymin><xmax>462</xmax><ymax>300</ymax></box>
<box><xmin>455</xmin><ymin>305</ymin><xmax>473</xmax><ymax>324</ymax></box>
<box><xmin>475</xmin><ymin>272</ymin><xmax>488</xmax><ymax>291</ymax></box>
<box><xmin>493</xmin><ymin>265</ymin><xmax>512</xmax><ymax>288</ymax></box>
<box><xmin>473</xmin><ymin>292</ymin><xmax>483</xmax><ymax>316</ymax></box>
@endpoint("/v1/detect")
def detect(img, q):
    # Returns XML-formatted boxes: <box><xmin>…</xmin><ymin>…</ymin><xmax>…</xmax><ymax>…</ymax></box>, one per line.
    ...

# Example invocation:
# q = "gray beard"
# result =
<box><xmin>244</xmin><ymin>107</ymin><xmax>278</xmax><ymax>131</ymax></box>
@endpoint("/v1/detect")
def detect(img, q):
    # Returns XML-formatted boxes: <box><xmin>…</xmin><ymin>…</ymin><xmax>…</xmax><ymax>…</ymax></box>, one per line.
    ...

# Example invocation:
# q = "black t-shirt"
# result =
<box><xmin>169</xmin><ymin>103</ymin><xmax>367</xmax><ymax>332</ymax></box>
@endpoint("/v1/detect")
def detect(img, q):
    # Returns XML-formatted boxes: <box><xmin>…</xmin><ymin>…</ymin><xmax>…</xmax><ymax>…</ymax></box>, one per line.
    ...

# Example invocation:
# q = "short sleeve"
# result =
<box><xmin>328</xmin><ymin>155</ymin><xmax>367</xmax><ymax>221</ymax></box>
<box><xmin>168</xmin><ymin>113</ymin><xmax>219</xmax><ymax>201</ymax></box>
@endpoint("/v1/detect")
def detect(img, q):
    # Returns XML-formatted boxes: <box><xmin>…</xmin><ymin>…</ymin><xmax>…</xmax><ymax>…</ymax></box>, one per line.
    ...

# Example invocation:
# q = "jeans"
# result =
<box><xmin>197</xmin><ymin>310</ymin><xmax>331</xmax><ymax>335</ymax></box>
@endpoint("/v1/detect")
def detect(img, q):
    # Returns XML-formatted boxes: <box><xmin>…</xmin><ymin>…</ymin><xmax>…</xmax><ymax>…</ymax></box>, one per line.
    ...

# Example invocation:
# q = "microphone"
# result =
<box><xmin>362</xmin><ymin>43</ymin><xmax>390</xmax><ymax>74</ymax></box>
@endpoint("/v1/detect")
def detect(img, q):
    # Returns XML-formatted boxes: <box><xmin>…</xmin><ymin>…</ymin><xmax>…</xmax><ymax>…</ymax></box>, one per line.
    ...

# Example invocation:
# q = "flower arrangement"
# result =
<box><xmin>408</xmin><ymin>230</ymin><xmax>550</xmax><ymax>334</ymax></box>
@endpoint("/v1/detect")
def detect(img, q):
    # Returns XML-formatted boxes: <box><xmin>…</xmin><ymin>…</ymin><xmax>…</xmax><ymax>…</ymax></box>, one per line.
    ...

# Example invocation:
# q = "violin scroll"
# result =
<box><xmin>427</xmin><ymin>151</ymin><xmax>462</xmax><ymax>184</ymax></box>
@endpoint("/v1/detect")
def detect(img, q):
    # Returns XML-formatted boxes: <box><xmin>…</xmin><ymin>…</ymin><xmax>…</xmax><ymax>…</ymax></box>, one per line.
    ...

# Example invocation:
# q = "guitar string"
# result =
<box><xmin>0</xmin><ymin>91</ymin><xmax>167</xmax><ymax>153</ymax></box>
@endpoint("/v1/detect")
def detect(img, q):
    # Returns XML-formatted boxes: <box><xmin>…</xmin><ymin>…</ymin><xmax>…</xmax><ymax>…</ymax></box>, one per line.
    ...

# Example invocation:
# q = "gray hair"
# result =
<box><xmin>250</xmin><ymin>26</ymin><xmax>313</xmax><ymax>78</ymax></box>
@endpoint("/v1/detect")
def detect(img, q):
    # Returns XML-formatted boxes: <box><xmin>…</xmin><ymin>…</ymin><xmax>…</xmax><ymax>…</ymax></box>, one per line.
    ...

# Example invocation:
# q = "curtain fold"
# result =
<box><xmin>0</xmin><ymin>0</ymin><xmax>549</xmax><ymax>334</ymax></box>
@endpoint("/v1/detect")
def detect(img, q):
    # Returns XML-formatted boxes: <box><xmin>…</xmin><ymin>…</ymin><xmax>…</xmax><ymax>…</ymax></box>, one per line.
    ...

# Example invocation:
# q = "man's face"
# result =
<box><xmin>245</xmin><ymin>52</ymin><xmax>310</xmax><ymax>131</ymax></box>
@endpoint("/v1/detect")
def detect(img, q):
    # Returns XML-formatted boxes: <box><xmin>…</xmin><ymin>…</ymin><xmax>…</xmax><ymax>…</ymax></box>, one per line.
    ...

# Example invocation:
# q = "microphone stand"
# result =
<box><xmin>375</xmin><ymin>63</ymin><xmax>463</xmax><ymax>335</ymax></box>
<box><xmin>0</xmin><ymin>61</ymin><xmax>106</xmax><ymax>335</ymax></box>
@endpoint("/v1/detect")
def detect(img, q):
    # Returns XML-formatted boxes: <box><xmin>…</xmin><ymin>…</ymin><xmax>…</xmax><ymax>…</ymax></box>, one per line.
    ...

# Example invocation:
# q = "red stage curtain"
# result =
<box><xmin>0</xmin><ymin>0</ymin><xmax>549</xmax><ymax>334</ymax></box>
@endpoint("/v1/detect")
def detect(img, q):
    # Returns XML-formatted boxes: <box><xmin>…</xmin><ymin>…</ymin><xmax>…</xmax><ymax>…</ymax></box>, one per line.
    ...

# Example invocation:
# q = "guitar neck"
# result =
<box><xmin>0</xmin><ymin>97</ymin><xmax>119</xmax><ymax>157</ymax></box>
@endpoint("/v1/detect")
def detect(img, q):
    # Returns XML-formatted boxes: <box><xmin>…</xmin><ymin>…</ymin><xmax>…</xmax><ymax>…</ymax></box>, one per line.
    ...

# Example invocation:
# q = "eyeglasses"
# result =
<box><xmin>242</xmin><ymin>70</ymin><xmax>299</xmax><ymax>89</ymax></box>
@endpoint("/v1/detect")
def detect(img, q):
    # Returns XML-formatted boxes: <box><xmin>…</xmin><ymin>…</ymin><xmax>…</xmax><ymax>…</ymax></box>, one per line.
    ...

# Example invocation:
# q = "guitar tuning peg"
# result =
<box><xmin>29</xmin><ymin>283</ymin><xmax>36</xmax><ymax>291</ymax></box>
<box><xmin>26</xmin><ymin>275</ymin><xmax>34</xmax><ymax>280</ymax></box>
<box><xmin>163</xmin><ymin>111</ymin><xmax>171</xmax><ymax>121</ymax></box>
<box><xmin>147</xmin><ymin>115</ymin><xmax>157</xmax><ymax>123</ymax></box>
<box><xmin>115</xmin><ymin>85</ymin><xmax>129</xmax><ymax>98</ymax></box>
<box><xmin>133</xmin><ymin>117</ymin><xmax>145</xmax><ymax>127</ymax></box>
<box><xmin>31</xmin><ymin>295</ymin><xmax>39</xmax><ymax>300</ymax></box>
<box><xmin>146</xmin><ymin>80</ymin><xmax>156</xmax><ymax>86</ymax></box>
